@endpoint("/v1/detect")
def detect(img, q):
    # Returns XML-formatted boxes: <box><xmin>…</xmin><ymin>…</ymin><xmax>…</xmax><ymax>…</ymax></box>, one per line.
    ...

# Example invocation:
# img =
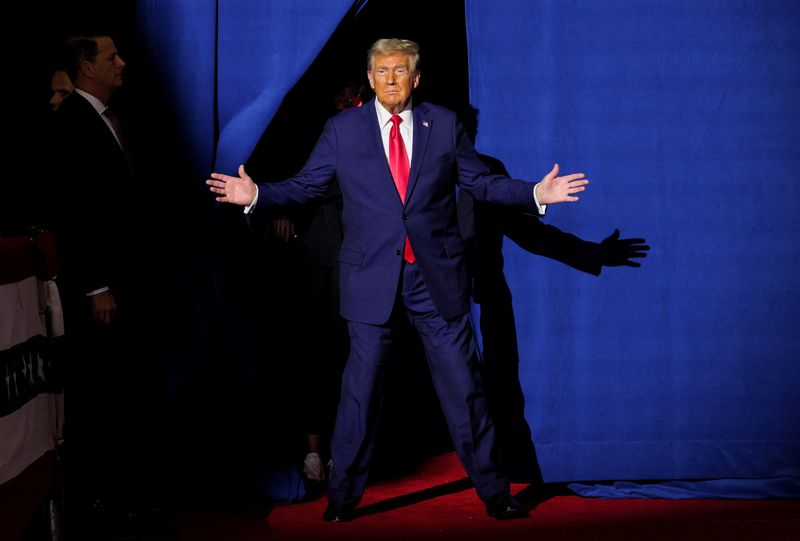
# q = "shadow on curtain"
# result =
<box><xmin>465</xmin><ymin>0</ymin><xmax>800</xmax><ymax>496</ymax></box>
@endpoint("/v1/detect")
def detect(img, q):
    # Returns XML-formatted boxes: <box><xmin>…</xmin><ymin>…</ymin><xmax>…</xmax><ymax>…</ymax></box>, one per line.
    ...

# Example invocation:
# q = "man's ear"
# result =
<box><xmin>367</xmin><ymin>71</ymin><xmax>375</xmax><ymax>89</ymax></box>
<box><xmin>80</xmin><ymin>59</ymin><xmax>93</xmax><ymax>79</ymax></box>
<box><xmin>413</xmin><ymin>72</ymin><xmax>420</xmax><ymax>89</ymax></box>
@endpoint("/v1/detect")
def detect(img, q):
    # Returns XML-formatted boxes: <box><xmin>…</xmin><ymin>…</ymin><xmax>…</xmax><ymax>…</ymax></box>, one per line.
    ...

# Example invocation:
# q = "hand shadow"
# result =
<box><xmin>457</xmin><ymin>105</ymin><xmax>650</xmax><ymax>491</ymax></box>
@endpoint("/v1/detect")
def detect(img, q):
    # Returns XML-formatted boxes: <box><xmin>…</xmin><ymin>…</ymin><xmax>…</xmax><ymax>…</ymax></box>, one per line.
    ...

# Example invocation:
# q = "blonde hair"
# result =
<box><xmin>367</xmin><ymin>38</ymin><xmax>420</xmax><ymax>73</ymax></box>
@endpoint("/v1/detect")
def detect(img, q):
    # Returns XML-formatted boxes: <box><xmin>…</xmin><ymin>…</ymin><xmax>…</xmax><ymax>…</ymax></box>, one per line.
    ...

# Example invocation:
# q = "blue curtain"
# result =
<box><xmin>136</xmin><ymin>0</ymin><xmax>357</xmax><ymax>503</ymax></box>
<box><xmin>137</xmin><ymin>0</ymin><xmax>355</xmax><ymax>175</ymax></box>
<box><xmin>466</xmin><ymin>0</ymin><xmax>800</xmax><ymax>486</ymax></box>
<box><xmin>215</xmin><ymin>1</ymin><xmax>359</xmax><ymax>172</ymax></box>
<box><xmin>137</xmin><ymin>0</ymin><xmax>800</xmax><ymax>498</ymax></box>
<box><xmin>136</xmin><ymin>0</ymin><xmax>217</xmax><ymax>177</ymax></box>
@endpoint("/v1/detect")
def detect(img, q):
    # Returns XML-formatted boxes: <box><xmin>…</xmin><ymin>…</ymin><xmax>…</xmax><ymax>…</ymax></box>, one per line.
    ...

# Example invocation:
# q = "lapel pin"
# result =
<box><xmin>422</xmin><ymin>120</ymin><xmax>429</xmax><ymax>128</ymax></box>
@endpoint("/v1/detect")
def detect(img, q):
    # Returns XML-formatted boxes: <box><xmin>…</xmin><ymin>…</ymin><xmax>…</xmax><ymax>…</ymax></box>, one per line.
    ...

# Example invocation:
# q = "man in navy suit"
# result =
<box><xmin>207</xmin><ymin>38</ymin><xmax>588</xmax><ymax>522</ymax></box>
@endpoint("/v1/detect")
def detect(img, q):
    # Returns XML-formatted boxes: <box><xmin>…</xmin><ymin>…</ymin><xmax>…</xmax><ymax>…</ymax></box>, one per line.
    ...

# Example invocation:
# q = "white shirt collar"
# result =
<box><xmin>74</xmin><ymin>88</ymin><xmax>109</xmax><ymax>115</ymax></box>
<box><xmin>374</xmin><ymin>98</ymin><xmax>413</xmax><ymax>128</ymax></box>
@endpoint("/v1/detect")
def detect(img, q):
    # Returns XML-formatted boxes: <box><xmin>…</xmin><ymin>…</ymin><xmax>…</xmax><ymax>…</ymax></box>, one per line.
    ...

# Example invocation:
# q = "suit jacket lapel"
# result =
<box><xmin>406</xmin><ymin>103</ymin><xmax>431</xmax><ymax>205</ymax></box>
<box><xmin>73</xmin><ymin>92</ymin><xmax>134</xmax><ymax>177</ymax></box>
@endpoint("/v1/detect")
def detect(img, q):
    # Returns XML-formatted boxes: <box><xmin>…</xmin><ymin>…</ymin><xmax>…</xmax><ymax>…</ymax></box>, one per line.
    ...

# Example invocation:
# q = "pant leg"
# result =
<box><xmin>400</xmin><ymin>263</ymin><xmax>508</xmax><ymax>500</ymax></box>
<box><xmin>326</xmin><ymin>318</ymin><xmax>395</xmax><ymax>506</ymax></box>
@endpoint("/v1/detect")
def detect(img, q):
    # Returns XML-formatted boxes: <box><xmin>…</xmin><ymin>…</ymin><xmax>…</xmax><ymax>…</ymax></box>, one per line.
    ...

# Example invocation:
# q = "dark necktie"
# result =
<box><xmin>103</xmin><ymin>106</ymin><xmax>128</xmax><ymax>156</ymax></box>
<box><xmin>389</xmin><ymin>114</ymin><xmax>415</xmax><ymax>263</ymax></box>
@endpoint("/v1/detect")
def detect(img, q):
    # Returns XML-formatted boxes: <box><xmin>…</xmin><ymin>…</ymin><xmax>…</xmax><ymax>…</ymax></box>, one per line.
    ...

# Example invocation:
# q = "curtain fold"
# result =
<box><xmin>136</xmin><ymin>0</ymin><xmax>218</xmax><ymax>177</ymax></box>
<box><xmin>215</xmin><ymin>0</ymin><xmax>358</xmax><ymax>172</ymax></box>
<box><xmin>135</xmin><ymin>0</ymin><xmax>357</xmax><ymax>503</ymax></box>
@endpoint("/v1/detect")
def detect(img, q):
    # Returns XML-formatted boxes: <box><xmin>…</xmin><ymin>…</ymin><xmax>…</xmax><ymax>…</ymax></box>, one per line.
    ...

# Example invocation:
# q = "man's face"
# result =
<box><xmin>85</xmin><ymin>37</ymin><xmax>125</xmax><ymax>92</ymax></box>
<box><xmin>49</xmin><ymin>70</ymin><xmax>74</xmax><ymax>111</ymax></box>
<box><xmin>367</xmin><ymin>53</ymin><xmax>419</xmax><ymax>114</ymax></box>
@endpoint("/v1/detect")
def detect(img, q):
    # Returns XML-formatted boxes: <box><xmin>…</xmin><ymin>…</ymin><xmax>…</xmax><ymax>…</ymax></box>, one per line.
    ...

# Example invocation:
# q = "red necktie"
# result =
<box><xmin>389</xmin><ymin>114</ymin><xmax>415</xmax><ymax>263</ymax></box>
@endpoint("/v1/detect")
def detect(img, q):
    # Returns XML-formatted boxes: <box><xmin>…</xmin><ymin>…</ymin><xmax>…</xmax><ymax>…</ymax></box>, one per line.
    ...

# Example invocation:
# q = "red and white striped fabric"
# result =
<box><xmin>0</xmin><ymin>232</ymin><xmax>64</xmax><ymax>486</ymax></box>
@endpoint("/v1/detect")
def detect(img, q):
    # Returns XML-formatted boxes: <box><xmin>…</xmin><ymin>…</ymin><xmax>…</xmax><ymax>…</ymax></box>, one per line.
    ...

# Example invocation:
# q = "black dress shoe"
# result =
<box><xmin>484</xmin><ymin>493</ymin><xmax>527</xmax><ymax>520</ymax></box>
<box><xmin>322</xmin><ymin>502</ymin><xmax>356</xmax><ymax>522</ymax></box>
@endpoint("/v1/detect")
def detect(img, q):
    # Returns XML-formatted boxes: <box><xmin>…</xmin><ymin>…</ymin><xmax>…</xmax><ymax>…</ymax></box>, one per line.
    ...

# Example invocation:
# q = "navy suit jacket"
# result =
<box><xmin>256</xmin><ymin>100</ymin><xmax>537</xmax><ymax>325</ymax></box>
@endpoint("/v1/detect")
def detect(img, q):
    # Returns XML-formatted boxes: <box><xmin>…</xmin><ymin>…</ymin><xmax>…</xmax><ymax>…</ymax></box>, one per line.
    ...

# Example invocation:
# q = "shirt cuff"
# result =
<box><xmin>533</xmin><ymin>182</ymin><xmax>547</xmax><ymax>216</ymax></box>
<box><xmin>86</xmin><ymin>287</ymin><xmax>110</xmax><ymax>296</ymax></box>
<box><xmin>244</xmin><ymin>185</ymin><xmax>259</xmax><ymax>214</ymax></box>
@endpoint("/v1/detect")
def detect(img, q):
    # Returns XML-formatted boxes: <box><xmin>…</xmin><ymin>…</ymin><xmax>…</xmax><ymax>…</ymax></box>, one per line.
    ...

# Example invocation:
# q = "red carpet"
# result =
<box><xmin>179</xmin><ymin>452</ymin><xmax>800</xmax><ymax>541</ymax></box>
<box><xmin>4</xmin><ymin>451</ymin><xmax>798</xmax><ymax>540</ymax></box>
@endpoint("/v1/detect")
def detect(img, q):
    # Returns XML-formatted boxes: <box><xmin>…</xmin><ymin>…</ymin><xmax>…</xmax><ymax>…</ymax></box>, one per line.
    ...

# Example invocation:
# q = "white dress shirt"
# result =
<box><xmin>374</xmin><ymin>99</ymin><xmax>413</xmax><ymax>164</ymax></box>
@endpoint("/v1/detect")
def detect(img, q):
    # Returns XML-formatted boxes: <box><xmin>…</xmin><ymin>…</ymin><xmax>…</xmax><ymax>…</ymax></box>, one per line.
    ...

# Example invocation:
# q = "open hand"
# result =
<box><xmin>535</xmin><ymin>163</ymin><xmax>589</xmax><ymax>204</ymax></box>
<box><xmin>90</xmin><ymin>290</ymin><xmax>117</xmax><ymax>325</ymax></box>
<box><xmin>273</xmin><ymin>217</ymin><xmax>297</xmax><ymax>242</ymax></box>
<box><xmin>206</xmin><ymin>164</ymin><xmax>257</xmax><ymax>206</ymax></box>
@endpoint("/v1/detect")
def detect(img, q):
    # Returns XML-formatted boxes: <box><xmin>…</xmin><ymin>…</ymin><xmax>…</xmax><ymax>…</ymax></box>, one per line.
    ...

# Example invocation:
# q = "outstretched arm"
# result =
<box><xmin>206</xmin><ymin>164</ymin><xmax>257</xmax><ymax>206</ymax></box>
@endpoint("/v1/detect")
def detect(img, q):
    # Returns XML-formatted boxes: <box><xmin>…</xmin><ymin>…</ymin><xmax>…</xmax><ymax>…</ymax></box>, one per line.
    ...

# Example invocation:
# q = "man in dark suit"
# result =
<box><xmin>50</xmin><ymin>34</ymin><xmax>132</xmax><ymax>326</ymax></box>
<box><xmin>48</xmin><ymin>34</ymin><xmax>146</xmax><ymax>535</ymax></box>
<box><xmin>207</xmin><ymin>38</ymin><xmax>589</xmax><ymax>522</ymax></box>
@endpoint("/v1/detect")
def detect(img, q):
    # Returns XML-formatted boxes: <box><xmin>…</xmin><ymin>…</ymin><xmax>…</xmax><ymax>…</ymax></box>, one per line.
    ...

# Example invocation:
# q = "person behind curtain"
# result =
<box><xmin>207</xmin><ymin>38</ymin><xmax>589</xmax><ymax>522</ymax></box>
<box><xmin>49</xmin><ymin>69</ymin><xmax>74</xmax><ymax>112</ymax></box>
<box><xmin>293</xmin><ymin>79</ymin><xmax>364</xmax><ymax>487</ymax></box>
<box><xmin>29</xmin><ymin>68</ymin><xmax>75</xmax><ymax>226</ymax></box>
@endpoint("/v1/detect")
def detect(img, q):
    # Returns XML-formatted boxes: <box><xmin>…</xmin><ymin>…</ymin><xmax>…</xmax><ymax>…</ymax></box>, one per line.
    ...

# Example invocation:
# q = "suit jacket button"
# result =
<box><xmin>395</xmin><ymin>249</ymin><xmax>401</xmax><ymax>256</ymax></box>
<box><xmin>402</xmin><ymin>214</ymin><xmax>408</xmax><ymax>220</ymax></box>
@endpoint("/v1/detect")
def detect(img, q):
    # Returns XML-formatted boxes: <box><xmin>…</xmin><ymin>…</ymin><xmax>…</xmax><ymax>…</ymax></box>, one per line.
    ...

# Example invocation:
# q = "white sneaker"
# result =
<box><xmin>303</xmin><ymin>452</ymin><xmax>326</xmax><ymax>482</ymax></box>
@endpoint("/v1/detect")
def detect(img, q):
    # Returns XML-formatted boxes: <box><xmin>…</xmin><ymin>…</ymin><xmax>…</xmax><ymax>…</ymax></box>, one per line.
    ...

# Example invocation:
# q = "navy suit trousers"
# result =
<box><xmin>327</xmin><ymin>262</ymin><xmax>509</xmax><ymax>506</ymax></box>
